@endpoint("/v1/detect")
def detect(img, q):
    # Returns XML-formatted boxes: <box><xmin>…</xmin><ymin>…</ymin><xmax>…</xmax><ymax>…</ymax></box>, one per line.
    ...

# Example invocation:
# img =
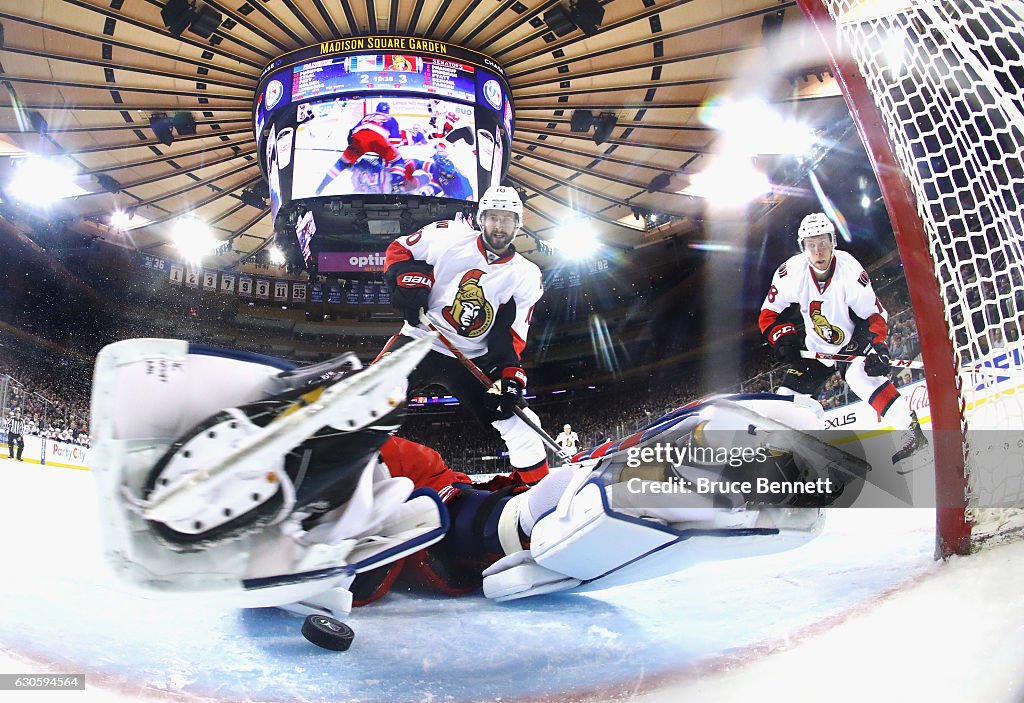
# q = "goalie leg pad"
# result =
<box><xmin>483</xmin><ymin>470</ymin><xmax>823</xmax><ymax>601</ymax></box>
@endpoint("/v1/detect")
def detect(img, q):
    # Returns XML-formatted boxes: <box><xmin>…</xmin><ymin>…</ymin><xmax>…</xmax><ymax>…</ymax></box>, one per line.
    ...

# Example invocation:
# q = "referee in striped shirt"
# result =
<box><xmin>6</xmin><ymin>410</ymin><xmax>24</xmax><ymax>461</ymax></box>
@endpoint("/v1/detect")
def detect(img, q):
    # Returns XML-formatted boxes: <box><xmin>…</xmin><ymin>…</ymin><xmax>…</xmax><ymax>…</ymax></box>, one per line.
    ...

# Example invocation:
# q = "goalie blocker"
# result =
<box><xmin>90</xmin><ymin>338</ymin><xmax>837</xmax><ymax>616</ymax></box>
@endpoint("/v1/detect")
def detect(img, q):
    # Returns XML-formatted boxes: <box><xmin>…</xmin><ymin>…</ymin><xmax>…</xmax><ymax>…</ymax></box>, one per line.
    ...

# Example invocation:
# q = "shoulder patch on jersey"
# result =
<box><xmin>858</xmin><ymin>270</ymin><xmax>869</xmax><ymax>287</ymax></box>
<box><xmin>778</xmin><ymin>263</ymin><xmax>788</xmax><ymax>278</ymax></box>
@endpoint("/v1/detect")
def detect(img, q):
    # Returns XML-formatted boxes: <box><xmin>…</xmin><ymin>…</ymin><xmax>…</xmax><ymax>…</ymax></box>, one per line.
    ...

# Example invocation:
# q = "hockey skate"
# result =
<box><xmin>89</xmin><ymin>335</ymin><xmax>447</xmax><ymax>608</ymax></box>
<box><xmin>137</xmin><ymin>335</ymin><xmax>434</xmax><ymax>546</ymax></box>
<box><xmin>892</xmin><ymin>411</ymin><xmax>929</xmax><ymax>468</ymax></box>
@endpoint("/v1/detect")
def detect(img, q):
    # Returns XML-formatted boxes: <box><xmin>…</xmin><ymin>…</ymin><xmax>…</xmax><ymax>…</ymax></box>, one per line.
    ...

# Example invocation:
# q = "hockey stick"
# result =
<box><xmin>799</xmin><ymin>350</ymin><xmax>1024</xmax><ymax>377</ymax></box>
<box><xmin>800</xmin><ymin>350</ymin><xmax>924</xmax><ymax>369</ymax></box>
<box><xmin>418</xmin><ymin>310</ymin><xmax>573</xmax><ymax>463</ymax></box>
<box><xmin>711</xmin><ymin>398</ymin><xmax>872</xmax><ymax>480</ymax></box>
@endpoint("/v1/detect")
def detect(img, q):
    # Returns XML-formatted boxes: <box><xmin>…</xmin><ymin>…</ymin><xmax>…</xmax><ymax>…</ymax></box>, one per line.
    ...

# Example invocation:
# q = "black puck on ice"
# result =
<box><xmin>301</xmin><ymin>614</ymin><xmax>355</xmax><ymax>651</ymax></box>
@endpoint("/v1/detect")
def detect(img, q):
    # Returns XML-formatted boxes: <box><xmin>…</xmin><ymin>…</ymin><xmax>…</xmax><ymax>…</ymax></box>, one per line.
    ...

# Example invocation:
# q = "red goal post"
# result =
<box><xmin>796</xmin><ymin>0</ymin><xmax>1024</xmax><ymax>556</ymax></box>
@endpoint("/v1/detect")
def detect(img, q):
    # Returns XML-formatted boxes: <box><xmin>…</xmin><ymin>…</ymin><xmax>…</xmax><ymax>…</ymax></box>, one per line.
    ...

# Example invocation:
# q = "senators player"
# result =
<box><xmin>759</xmin><ymin>213</ymin><xmax>927</xmax><ymax>464</ymax></box>
<box><xmin>378</xmin><ymin>186</ymin><xmax>549</xmax><ymax>484</ymax></box>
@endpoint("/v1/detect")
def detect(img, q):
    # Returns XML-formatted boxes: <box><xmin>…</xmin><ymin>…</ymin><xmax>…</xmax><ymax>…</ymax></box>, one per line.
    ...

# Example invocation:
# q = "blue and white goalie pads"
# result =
<box><xmin>483</xmin><ymin>394</ymin><xmax>851</xmax><ymax>601</ymax></box>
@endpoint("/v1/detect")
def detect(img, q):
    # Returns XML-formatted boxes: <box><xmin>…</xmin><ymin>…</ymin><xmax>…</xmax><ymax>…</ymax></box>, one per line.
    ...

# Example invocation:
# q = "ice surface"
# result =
<box><xmin>1</xmin><ymin>458</ymin><xmax>1022</xmax><ymax>702</ymax></box>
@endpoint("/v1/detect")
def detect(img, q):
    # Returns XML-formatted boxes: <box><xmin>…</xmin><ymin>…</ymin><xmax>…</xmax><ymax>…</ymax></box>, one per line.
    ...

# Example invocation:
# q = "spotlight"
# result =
<box><xmin>109</xmin><ymin>210</ymin><xmax>132</xmax><ymax>230</ymax></box>
<box><xmin>172</xmin><ymin>216</ymin><xmax>217</xmax><ymax>263</ymax></box>
<box><xmin>150</xmin><ymin>113</ymin><xmax>175</xmax><ymax>146</ymax></box>
<box><xmin>550</xmin><ymin>216</ymin><xmax>600</xmax><ymax>260</ymax></box>
<box><xmin>239</xmin><ymin>188</ymin><xmax>266</xmax><ymax>208</ymax></box>
<box><xmin>95</xmin><ymin>174</ymin><xmax>122</xmax><ymax>193</ymax></box>
<box><xmin>592</xmin><ymin>112</ymin><xmax>617</xmax><ymax>145</ymax></box>
<box><xmin>172</xmin><ymin>111</ymin><xmax>197</xmax><ymax>135</ymax></box>
<box><xmin>6</xmin><ymin>156</ymin><xmax>80</xmax><ymax>207</ymax></box>
<box><xmin>251</xmin><ymin>181</ymin><xmax>270</xmax><ymax>200</ymax></box>
<box><xmin>543</xmin><ymin>4</ymin><xmax>576</xmax><ymax>37</ymax></box>
<box><xmin>569</xmin><ymin>0</ymin><xmax>604</xmax><ymax>37</ymax></box>
<box><xmin>647</xmin><ymin>172</ymin><xmax>672</xmax><ymax>192</ymax></box>
<box><xmin>27</xmin><ymin>111</ymin><xmax>47</xmax><ymax>135</ymax></box>
<box><xmin>188</xmin><ymin>5</ymin><xmax>222</xmax><ymax>39</ymax></box>
<box><xmin>762</xmin><ymin>8</ymin><xmax>785</xmax><ymax>39</ymax></box>
<box><xmin>160</xmin><ymin>0</ymin><xmax>192</xmax><ymax>37</ymax></box>
<box><xmin>570</xmin><ymin>109</ymin><xmax>593</xmax><ymax>132</ymax></box>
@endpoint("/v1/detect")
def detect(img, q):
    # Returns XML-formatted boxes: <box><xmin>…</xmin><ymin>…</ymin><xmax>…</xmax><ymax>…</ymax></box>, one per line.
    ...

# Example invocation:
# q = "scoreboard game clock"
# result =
<box><xmin>253</xmin><ymin>37</ymin><xmax>515</xmax><ymax>268</ymax></box>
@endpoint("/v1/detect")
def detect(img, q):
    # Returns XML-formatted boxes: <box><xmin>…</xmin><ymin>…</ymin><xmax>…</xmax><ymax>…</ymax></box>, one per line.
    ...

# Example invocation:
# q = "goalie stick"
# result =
<box><xmin>799</xmin><ymin>350</ymin><xmax>1024</xmax><ymax>378</ymax></box>
<box><xmin>418</xmin><ymin>310</ymin><xmax>573</xmax><ymax>463</ymax></box>
<box><xmin>710</xmin><ymin>398</ymin><xmax>872</xmax><ymax>481</ymax></box>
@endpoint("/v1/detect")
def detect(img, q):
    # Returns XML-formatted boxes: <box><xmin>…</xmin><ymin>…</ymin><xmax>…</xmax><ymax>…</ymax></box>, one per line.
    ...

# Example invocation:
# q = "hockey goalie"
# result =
<box><xmin>89</xmin><ymin>337</ymin><xmax>853</xmax><ymax>619</ymax></box>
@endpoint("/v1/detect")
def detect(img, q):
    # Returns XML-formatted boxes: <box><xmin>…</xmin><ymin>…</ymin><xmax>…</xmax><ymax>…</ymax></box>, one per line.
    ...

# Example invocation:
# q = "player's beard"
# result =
<box><xmin>482</xmin><ymin>224</ymin><xmax>516</xmax><ymax>255</ymax></box>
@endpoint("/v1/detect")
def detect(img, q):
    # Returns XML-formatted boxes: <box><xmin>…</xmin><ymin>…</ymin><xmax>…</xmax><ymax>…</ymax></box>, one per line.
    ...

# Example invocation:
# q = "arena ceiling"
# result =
<box><xmin>0</xmin><ymin>0</ymin><xmax>849</xmax><ymax>270</ymax></box>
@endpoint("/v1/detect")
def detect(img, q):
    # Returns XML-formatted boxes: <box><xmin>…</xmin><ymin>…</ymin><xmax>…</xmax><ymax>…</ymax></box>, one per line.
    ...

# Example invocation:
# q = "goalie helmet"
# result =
<box><xmin>477</xmin><ymin>185</ymin><xmax>523</xmax><ymax>225</ymax></box>
<box><xmin>796</xmin><ymin>212</ymin><xmax>837</xmax><ymax>249</ymax></box>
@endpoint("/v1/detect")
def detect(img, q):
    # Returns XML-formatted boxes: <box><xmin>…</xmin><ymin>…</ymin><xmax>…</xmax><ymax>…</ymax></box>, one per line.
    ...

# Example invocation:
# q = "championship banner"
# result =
<box><xmin>346</xmin><ymin>282</ymin><xmax>360</xmax><ymax>304</ymax></box>
<box><xmin>169</xmin><ymin>264</ymin><xmax>184</xmax><ymax>286</ymax></box>
<box><xmin>292</xmin><ymin>282</ymin><xmax>307</xmax><ymax>301</ymax></box>
<box><xmin>220</xmin><ymin>274</ymin><xmax>236</xmax><ymax>294</ymax></box>
<box><xmin>256</xmin><ymin>279</ymin><xmax>270</xmax><ymax>299</ymax></box>
<box><xmin>238</xmin><ymin>276</ymin><xmax>254</xmax><ymax>298</ymax></box>
<box><xmin>203</xmin><ymin>271</ymin><xmax>218</xmax><ymax>291</ymax></box>
<box><xmin>376</xmin><ymin>283</ymin><xmax>390</xmax><ymax>305</ymax></box>
<box><xmin>185</xmin><ymin>268</ymin><xmax>200</xmax><ymax>289</ymax></box>
<box><xmin>361</xmin><ymin>283</ymin><xmax>376</xmax><ymax>305</ymax></box>
<box><xmin>274</xmin><ymin>281</ymin><xmax>289</xmax><ymax>300</ymax></box>
<box><xmin>328</xmin><ymin>284</ymin><xmax>342</xmax><ymax>304</ymax></box>
<box><xmin>310</xmin><ymin>282</ymin><xmax>323</xmax><ymax>303</ymax></box>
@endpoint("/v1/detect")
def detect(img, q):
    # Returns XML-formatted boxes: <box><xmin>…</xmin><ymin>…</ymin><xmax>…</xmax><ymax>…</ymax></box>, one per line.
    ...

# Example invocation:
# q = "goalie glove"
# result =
<box><xmin>864</xmin><ymin>341</ymin><xmax>891</xmax><ymax>377</ymax></box>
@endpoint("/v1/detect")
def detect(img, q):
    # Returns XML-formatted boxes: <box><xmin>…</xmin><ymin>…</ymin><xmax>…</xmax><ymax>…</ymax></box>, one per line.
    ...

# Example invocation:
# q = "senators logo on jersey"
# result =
<box><xmin>808</xmin><ymin>301</ymin><xmax>846</xmax><ymax>345</ymax></box>
<box><xmin>443</xmin><ymin>269</ymin><xmax>494</xmax><ymax>338</ymax></box>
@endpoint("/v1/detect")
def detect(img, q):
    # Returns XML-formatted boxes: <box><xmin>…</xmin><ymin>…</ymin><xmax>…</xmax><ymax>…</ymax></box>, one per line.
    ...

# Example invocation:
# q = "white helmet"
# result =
<box><xmin>477</xmin><ymin>185</ymin><xmax>523</xmax><ymax>225</ymax></box>
<box><xmin>797</xmin><ymin>212</ymin><xmax>836</xmax><ymax>249</ymax></box>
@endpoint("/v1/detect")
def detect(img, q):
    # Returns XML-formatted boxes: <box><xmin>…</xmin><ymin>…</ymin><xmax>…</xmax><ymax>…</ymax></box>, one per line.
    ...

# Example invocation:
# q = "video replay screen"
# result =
<box><xmin>254</xmin><ymin>39</ymin><xmax>514</xmax><ymax>223</ymax></box>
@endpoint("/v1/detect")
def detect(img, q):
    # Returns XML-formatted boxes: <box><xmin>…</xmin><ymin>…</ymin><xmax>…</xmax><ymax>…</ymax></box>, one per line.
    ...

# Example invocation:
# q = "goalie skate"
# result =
<box><xmin>137</xmin><ymin>334</ymin><xmax>436</xmax><ymax>546</ymax></box>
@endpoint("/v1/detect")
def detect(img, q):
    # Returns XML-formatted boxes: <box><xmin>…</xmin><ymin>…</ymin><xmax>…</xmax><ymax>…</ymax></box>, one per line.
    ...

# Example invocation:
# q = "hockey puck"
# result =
<box><xmin>301</xmin><ymin>614</ymin><xmax>355</xmax><ymax>651</ymax></box>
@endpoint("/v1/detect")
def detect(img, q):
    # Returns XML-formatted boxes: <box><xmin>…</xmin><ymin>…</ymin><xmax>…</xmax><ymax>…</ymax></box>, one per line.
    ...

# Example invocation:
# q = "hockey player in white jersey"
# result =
<box><xmin>378</xmin><ymin>185</ymin><xmax>550</xmax><ymax>484</ymax></box>
<box><xmin>759</xmin><ymin>213</ymin><xmax>927</xmax><ymax>464</ymax></box>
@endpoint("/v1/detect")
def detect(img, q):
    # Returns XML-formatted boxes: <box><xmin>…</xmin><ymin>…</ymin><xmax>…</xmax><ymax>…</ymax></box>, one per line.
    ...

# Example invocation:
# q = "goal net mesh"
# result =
<box><xmin>813</xmin><ymin>0</ymin><xmax>1024</xmax><ymax>548</ymax></box>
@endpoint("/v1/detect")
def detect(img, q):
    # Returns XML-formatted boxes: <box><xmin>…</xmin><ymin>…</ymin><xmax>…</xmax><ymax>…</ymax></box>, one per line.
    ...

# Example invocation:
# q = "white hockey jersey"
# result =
<box><xmin>385</xmin><ymin>219</ymin><xmax>544</xmax><ymax>364</ymax></box>
<box><xmin>759</xmin><ymin>250</ymin><xmax>888</xmax><ymax>362</ymax></box>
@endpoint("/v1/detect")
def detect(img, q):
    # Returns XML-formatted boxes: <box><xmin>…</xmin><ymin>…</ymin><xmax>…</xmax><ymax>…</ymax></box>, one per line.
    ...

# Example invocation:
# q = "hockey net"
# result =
<box><xmin>798</xmin><ymin>0</ymin><xmax>1024</xmax><ymax>555</ymax></box>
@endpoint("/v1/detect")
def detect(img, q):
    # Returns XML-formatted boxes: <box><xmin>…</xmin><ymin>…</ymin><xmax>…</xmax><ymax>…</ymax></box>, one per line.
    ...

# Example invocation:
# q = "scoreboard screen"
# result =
<box><xmin>292</xmin><ymin>54</ymin><xmax>476</xmax><ymax>103</ymax></box>
<box><xmin>254</xmin><ymin>37</ymin><xmax>513</xmax><ymax>265</ymax></box>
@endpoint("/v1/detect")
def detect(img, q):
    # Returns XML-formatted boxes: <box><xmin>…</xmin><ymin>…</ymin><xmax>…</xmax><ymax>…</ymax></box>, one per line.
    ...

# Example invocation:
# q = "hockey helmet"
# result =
<box><xmin>477</xmin><ymin>185</ymin><xmax>523</xmax><ymax>225</ymax></box>
<box><xmin>433</xmin><ymin>151</ymin><xmax>456</xmax><ymax>179</ymax></box>
<box><xmin>797</xmin><ymin>212</ymin><xmax>836</xmax><ymax>249</ymax></box>
<box><xmin>376</xmin><ymin>102</ymin><xmax>390</xmax><ymax>114</ymax></box>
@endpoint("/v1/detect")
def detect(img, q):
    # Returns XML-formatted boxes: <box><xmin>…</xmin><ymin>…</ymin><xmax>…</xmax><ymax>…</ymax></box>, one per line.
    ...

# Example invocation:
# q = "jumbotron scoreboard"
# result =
<box><xmin>253</xmin><ymin>37</ymin><xmax>514</xmax><ymax>268</ymax></box>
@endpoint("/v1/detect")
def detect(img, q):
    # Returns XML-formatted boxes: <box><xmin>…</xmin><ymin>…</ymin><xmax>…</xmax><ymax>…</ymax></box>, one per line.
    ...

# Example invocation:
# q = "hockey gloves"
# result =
<box><xmin>385</xmin><ymin>260</ymin><xmax>434</xmax><ymax>325</ymax></box>
<box><xmin>865</xmin><ymin>342</ymin><xmax>892</xmax><ymax>377</ymax></box>
<box><xmin>769</xmin><ymin>323</ymin><xmax>801</xmax><ymax>363</ymax></box>
<box><xmin>488</xmin><ymin>367</ymin><xmax>527</xmax><ymax>420</ymax></box>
